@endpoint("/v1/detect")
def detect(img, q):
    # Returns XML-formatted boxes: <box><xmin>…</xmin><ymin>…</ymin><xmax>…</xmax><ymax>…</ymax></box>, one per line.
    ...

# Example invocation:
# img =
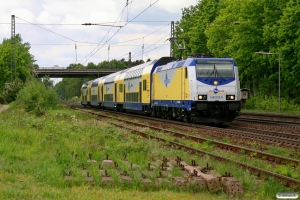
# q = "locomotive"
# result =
<box><xmin>81</xmin><ymin>56</ymin><xmax>241</xmax><ymax>123</ymax></box>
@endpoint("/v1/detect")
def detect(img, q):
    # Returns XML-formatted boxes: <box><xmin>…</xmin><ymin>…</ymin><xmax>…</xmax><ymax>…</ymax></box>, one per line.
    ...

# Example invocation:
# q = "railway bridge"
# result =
<box><xmin>33</xmin><ymin>67</ymin><xmax>120</xmax><ymax>78</ymax></box>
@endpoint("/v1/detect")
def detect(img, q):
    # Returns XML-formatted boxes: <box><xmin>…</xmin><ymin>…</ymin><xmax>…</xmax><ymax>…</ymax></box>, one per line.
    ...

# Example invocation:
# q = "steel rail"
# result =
<box><xmin>109</xmin><ymin>119</ymin><xmax>300</xmax><ymax>189</ymax></box>
<box><xmin>75</xmin><ymin>108</ymin><xmax>300</xmax><ymax>188</ymax></box>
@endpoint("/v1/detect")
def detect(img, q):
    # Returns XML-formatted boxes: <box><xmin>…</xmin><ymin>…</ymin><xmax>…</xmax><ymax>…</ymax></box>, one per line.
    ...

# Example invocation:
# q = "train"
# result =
<box><xmin>81</xmin><ymin>56</ymin><xmax>241</xmax><ymax>123</ymax></box>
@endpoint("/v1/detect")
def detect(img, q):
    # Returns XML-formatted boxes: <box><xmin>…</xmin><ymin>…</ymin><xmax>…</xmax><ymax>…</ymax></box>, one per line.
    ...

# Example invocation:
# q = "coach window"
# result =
<box><xmin>143</xmin><ymin>79</ymin><xmax>147</xmax><ymax>91</ymax></box>
<box><xmin>119</xmin><ymin>84</ymin><xmax>123</xmax><ymax>92</ymax></box>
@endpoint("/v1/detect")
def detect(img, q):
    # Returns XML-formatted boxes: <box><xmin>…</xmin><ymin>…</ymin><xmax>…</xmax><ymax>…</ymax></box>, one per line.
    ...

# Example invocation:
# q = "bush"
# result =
<box><xmin>1</xmin><ymin>78</ymin><xmax>23</xmax><ymax>103</ymax></box>
<box><xmin>16</xmin><ymin>80</ymin><xmax>59</xmax><ymax>116</ymax></box>
<box><xmin>244</xmin><ymin>96</ymin><xmax>300</xmax><ymax>112</ymax></box>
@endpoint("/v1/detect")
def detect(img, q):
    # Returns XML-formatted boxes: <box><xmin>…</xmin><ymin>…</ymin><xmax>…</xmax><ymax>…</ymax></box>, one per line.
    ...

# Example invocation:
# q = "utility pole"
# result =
<box><xmin>170</xmin><ymin>21</ymin><xmax>174</xmax><ymax>57</ymax></box>
<box><xmin>108</xmin><ymin>45</ymin><xmax>110</xmax><ymax>62</ymax></box>
<box><xmin>128</xmin><ymin>52</ymin><xmax>131</xmax><ymax>67</ymax></box>
<box><xmin>11</xmin><ymin>15</ymin><xmax>16</xmax><ymax>82</ymax></box>
<box><xmin>75</xmin><ymin>42</ymin><xmax>77</xmax><ymax>64</ymax></box>
<box><xmin>142</xmin><ymin>37</ymin><xmax>144</xmax><ymax>61</ymax></box>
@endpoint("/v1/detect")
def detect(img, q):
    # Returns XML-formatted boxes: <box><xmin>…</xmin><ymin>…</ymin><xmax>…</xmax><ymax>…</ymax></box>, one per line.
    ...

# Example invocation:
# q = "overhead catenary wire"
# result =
<box><xmin>132</xmin><ymin>43</ymin><xmax>169</xmax><ymax>59</ymax></box>
<box><xmin>15</xmin><ymin>16</ymin><xmax>107</xmax><ymax>45</ymax></box>
<box><xmin>26</xmin><ymin>21</ymin><xmax>169</xmax><ymax>47</ymax></box>
<box><xmin>80</xmin><ymin>0</ymin><xmax>160</xmax><ymax>64</ymax></box>
<box><xmin>16</xmin><ymin>16</ymin><xmax>76</xmax><ymax>42</ymax></box>
<box><xmin>0</xmin><ymin>21</ymin><xmax>171</xmax><ymax>25</ymax></box>
<box><xmin>116</xmin><ymin>33</ymin><xmax>170</xmax><ymax>60</ymax></box>
<box><xmin>12</xmin><ymin>0</ymin><xmax>172</xmax><ymax>66</ymax></box>
<box><xmin>131</xmin><ymin>34</ymin><xmax>170</xmax><ymax>58</ymax></box>
<box><xmin>29</xmin><ymin>43</ymin><xmax>167</xmax><ymax>46</ymax></box>
<box><xmin>109</xmin><ymin>22</ymin><xmax>169</xmax><ymax>46</ymax></box>
<box><xmin>77</xmin><ymin>0</ymin><xmax>135</xmax><ymax>63</ymax></box>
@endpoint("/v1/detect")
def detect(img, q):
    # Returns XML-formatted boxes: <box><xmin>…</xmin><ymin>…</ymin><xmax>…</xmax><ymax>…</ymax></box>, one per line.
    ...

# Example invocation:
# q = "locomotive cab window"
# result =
<box><xmin>185</xmin><ymin>67</ymin><xmax>188</xmax><ymax>79</ymax></box>
<box><xmin>196</xmin><ymin>61</ymin><xmax>234</xmax><ymax>79</ymax></box>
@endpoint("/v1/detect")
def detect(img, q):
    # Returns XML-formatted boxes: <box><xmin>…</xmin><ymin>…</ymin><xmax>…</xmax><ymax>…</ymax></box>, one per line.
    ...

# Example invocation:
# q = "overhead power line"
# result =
<box><xmin>30</xmin><ymin>43</ymin><xmax>166</xmax><ymax>46</ymax></box>
<box><xmin>116</xmin><ymin>33</ymin><xmax>170</xmax><ymax>60</ymax></box>
<box><xmin>16</xmin><ymin>16</ymin><xmax>76</xmax><ymax>42</ymax></box>
<box><xmin>77</xmin><ymin>0</ymin><xmax>135</xmax><ymax>63</ymax></box>
<box><xmin>15</xmin><ymin>15</ymin><xmax>169</xmax><ymax>56</ymax></box>
<box><xmin>80</xmin><ymin>0</ymin><xmax>160</xmax><ymax>64</ymax></box>
<box><xmin>132</xmin><ymin>43</ymin><xmax>169</xmax><ymax>59</ymax></box>
<box><xmin>0</xmin><ymin>21</ymin><xmax>171</xmax><ymax>25</ymax></box>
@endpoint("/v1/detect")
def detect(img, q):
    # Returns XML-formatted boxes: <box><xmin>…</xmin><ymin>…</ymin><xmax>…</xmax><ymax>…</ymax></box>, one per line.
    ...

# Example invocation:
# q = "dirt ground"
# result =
<box><xmin>0</xmin><ymin>105</ymin><xmax>9</xmax><ymax>113</ymax></box>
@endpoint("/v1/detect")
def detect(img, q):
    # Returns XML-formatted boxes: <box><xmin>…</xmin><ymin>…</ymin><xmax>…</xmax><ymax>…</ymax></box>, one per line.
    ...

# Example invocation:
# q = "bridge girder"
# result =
<box><xmin>33</xmin><ymin>69</ymin><xmax>120</xmax><ymax>78</ymax></box>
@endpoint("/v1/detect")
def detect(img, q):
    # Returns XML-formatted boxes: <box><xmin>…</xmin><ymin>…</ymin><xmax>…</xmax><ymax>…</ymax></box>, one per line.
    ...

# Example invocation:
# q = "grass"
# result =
<box><xmin>0</xmin><ymin>103</ymin><xmax>294</xmax><ymax>199</ymax></box>
<box><xmin>148</xmin><ymin>126</ymin><xmax>300</xmax><ymax>181</ymax></box>
<box><xmin>242</xmin><ymin>96</ymin><xmax>300</xmax><ymax>115</ymax></box>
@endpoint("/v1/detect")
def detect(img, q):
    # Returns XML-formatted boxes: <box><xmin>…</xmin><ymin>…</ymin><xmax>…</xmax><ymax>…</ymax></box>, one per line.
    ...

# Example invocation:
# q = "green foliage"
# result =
<box><xmin>173</xmin><ymin>0</ymin><xmax>300</xmax><ymax>106</ymax></box>
<box><xmin>39</xmin><ymin>76</ymin><xmax>54</xmax><ymax>89</ymax></box>
<box><xmin>245</xmin><ymin>96</ymin><xmax>300</xmax><ymax>112</ymax></box>
<box><xmin>54</xmin><ymin>78</ymin><xmax>89</xmax><ymax>100</ymax></box>
<box><xmin>1</xmin><ymin>78</ymin><xmax>23</xmax><ymax>103</ymax></box>
<box><xmin>16</xmin><ymin>80</ymin><xmax>59</xmax><ymax>115</ymax></box>
<box><xmin>0</xmin><ymin>34</ymin><xmax>35</xmax><ymax>93</ymax></box>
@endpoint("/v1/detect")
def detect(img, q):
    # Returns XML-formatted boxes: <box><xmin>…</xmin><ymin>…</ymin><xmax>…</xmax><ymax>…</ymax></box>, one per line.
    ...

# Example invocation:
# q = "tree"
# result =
<box><xmin>0</xmin><ymin>34</ymin><xmax>35</xmax><ymax>102</ymax></box>
<box><xmin>275</xmin><ymin>0</ymin><xmax>300</xmax><ymax>101</ymax></box>
<box><xmin>41</xmin><ymin>76</ymin><xmax>54</xmax><ymax>89</ymax></box>
<box><xmin>204</xmin><ymin>0</ymin><xmax>292</xmax><ymax>98</ymax></box>
<box><xmin>86</xmin><ymin>62</ymin><xmax>97</xmax><ymax>69</ymax></box>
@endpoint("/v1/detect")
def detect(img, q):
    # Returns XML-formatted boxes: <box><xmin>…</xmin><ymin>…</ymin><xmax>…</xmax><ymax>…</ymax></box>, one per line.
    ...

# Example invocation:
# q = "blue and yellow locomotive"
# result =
<box><xmin>81</xmin><ymin>56</ymin><xmax>241</xmax><ymax>123</ymax></box>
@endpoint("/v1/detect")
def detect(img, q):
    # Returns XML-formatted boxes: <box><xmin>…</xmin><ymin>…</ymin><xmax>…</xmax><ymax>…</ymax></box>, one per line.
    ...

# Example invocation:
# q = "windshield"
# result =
<box><xmin>196</xmin><ymin>63</ymin><xmax>214</xmax><ymax>78</ymax></box>
<box><xmin>196</xmin><ymin>62</ymin><xmax>234</xmax><ymax>78</ymax></box>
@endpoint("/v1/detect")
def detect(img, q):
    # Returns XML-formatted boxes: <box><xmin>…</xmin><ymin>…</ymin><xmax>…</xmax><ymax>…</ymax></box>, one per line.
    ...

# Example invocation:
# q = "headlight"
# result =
<box><xmin>213</xmin><ymin>80</ymin><xmax>218</xmax><ymax>85</ymax></box>
<box><xmin>198</xmin><ymin>95</ymin><xmax>207</xmax><ymax>100</ymax></box>
<box><xmin>226</xmin><ymin>95</ymin><xmax>235</xmax><ymax>100</ymax></box>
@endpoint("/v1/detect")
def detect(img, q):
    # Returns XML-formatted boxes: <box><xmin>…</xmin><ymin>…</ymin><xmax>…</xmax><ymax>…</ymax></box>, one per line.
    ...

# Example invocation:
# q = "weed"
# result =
<box><xmin>221</xmin><ymin>137</ymin><xmax>230</xmax><ymax>143</ymax></box>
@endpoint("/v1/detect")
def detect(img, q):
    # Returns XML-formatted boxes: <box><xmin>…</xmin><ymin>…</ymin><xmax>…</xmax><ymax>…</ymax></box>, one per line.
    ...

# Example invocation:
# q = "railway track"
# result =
<box><xmin>237</xmin><ymin>112</ymin><xmax>300</xmax><ymax>127</ymax></box>
<box><xmin>69</xmin><ymin>105</ymin><xmax>300</xmax><ymax>189</ymax></box>
<box><xmin>226</xmin><ymin>125</ymin><xmax>300</xmax><ymax>148</ymax></box>
<box><xmin>97</xmin><ymin>108</ymin><xmax>300</xmax><ymax>149</ymax></box>
<box><xmin>65</xmin><ymin>103</ymin><xmax>300</xmax><ymax>149</ymax></box>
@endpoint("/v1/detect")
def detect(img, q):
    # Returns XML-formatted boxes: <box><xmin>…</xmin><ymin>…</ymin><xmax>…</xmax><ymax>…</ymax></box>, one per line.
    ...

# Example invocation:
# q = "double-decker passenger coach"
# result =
<box><xmin>81</xmin><ymin>56</ymin><xmax>241</xmax><ymax>124</ymax></box>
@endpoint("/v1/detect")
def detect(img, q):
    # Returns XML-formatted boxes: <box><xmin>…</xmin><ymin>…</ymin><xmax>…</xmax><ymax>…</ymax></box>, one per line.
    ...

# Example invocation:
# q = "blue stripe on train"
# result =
<box><xmin>102</xmin><ymin>102</ymin><xmax>116</xmax><ymax>108</ymax></box>
<box><xmin>123</xmin><ymin>102</ymin><xmax>150</xmax><ymax>110</ymax></box>
<box><xmin>151</xmin><ymin>100</ymin><xmax>193</xmax><ymax>111</ymax></box>
<box><xmin>197</xmin><ymin>77</ymin><xmax>235</xmax><ymax>86</ymax></box>
<box><xmin>103</xmin><ymin>102</ymin><xmax>151</xmax><ymax>111</ymax></box>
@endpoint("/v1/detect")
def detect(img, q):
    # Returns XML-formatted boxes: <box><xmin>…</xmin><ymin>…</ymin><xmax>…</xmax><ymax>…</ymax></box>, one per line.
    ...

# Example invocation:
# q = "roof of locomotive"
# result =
<box><xmin>153</xmin><ymin>57</ymin><xmax>236</xmax><ymax>73</ymax></box>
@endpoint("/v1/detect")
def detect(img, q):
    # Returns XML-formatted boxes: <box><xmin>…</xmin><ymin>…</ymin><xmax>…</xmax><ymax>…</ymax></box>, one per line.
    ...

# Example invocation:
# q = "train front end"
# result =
<box><xmin>190</xmin><ymin>58</ymin><xmax>241</xmax><ymax>123</ymax></box>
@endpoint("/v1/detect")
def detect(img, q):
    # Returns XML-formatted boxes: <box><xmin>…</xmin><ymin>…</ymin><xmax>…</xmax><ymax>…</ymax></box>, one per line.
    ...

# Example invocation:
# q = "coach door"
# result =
<box><xmin>182</xmin><ymin>67</ymin><xmax>187</xmax><ymax>100</ymax></box>
<box><xmin>115</xmin><ymin>83</ymin><xmax>117</xmax><ymax>102</ymax></box>
<box><xmin>124</xmin><ymin>84</ymin><xmax>126</xmax><ymax>102</ymax></box>
<box><xmin>139</xmin><ymin>82</ymin><xmax>142</xmax><ymax>102</ymax></box>
<box><xmin>101</xmin><ymin>86</ymin><xmax>103</xmax><ymax>102</ymax></box>
<box><xmin>98</xmin><ymin>87</ymin><xmax>100</xmax><ymax>102</ymax></box>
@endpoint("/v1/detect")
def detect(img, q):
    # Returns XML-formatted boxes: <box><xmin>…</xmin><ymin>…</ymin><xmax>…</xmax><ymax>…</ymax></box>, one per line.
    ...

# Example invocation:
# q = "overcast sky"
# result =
<box><xmin>0</xmin><ymin>0</ymin><xmax>197</xmax><ymax>69</ymax></box>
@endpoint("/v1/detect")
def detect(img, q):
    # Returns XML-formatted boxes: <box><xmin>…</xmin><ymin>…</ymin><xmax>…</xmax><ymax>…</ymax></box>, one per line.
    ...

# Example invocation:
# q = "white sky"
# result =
<box><xmin>0</xmin><ymin>0</ymin><xmax>198</xmax><ymax>68</ymax></box>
